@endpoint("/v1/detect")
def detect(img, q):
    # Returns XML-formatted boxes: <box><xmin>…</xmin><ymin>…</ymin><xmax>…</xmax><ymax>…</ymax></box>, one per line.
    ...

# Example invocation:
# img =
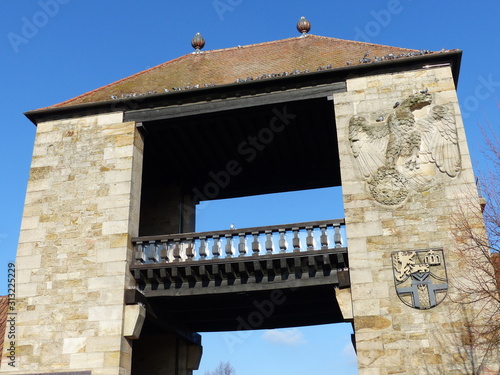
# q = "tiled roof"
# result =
<box><xmin>0</xmin><ymin>296</ymin><xmax>8</xmax><ymax>359</ymax></box>
<box><xmin>45</xmin><ymin>35</ymin><xmax>438</xmax><ymax>110</ymax></box>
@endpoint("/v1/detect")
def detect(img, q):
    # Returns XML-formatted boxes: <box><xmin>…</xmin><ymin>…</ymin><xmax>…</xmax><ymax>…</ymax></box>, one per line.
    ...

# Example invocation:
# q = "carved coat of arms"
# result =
<box><xmin>349</xmin><ymin>92</ymin><xmax>461</xmax><ymax>205</ymax></box>
<box><xmin>391</xmin><ymin>249</ymin><xmax>448</xmax><ymax>309</ymax></box>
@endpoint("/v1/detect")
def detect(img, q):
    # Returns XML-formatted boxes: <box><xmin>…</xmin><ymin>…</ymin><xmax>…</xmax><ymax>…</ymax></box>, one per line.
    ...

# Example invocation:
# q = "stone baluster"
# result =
<box><xmin>320</xmin><ymin>225</ymin><xmax>328</xmax><ymax>250</ymax></box>
<box><xmin>212</xmin><ymin>235</ymin><xmax>220</xmax><ymax>259</ymax></box>
<box><xmin>147</xmin><ymin>241</ymin><xmax>159</xmax><ymax>263</ymax></box>
<box><xmin>306</xmin><ymin>226</ymin><xmax>314</xmax><ymax>250</ymax></box>
<box><xmin>185</xmin><ymin>238</ymin><xmax>195</xmax><ymax>260</ymax></box>
<box><xmin>238</xmin><ymin>233</ymin><xmax>247</xmax><ymax>257</ymax></box>
<box><xmin>199</xmin><ymin>237</ymin><xmax>207</xmax><ymax>260</ymax></box>
<box><xmin>292</xmin><ymin>228</ymin><xmax>300</xmax><ymax>252</ymax></box>
<box><xmin>173</xmin><ymin>240</ymin><xmax>181</xmax><ymax>262</ymax></box>
<box><xmin>252</xmin><ymin>232</ymin><xmax>260</xmax><ymax>256</ymax></box>
<box><xmin>134</xmin><ymin>242</ymin><xmax>146</xmax><ymax>264</ymax></box>
<box><xmin>265</xmin><ymin>230</ymin><xmax>273</xmax><ymax>254</ymax></box>
<box><xmin>334</xmin><ymin>224</ymin><xmax>342</xmax><ymax>247</ymax></box>
<box><xmin>160</xmin><ymin>241</ymin><xmax>169</xmax><ymax>263</ymax></box>
<box><xmin>279</xmin><ymin>229</ymin><xmax>287</xmax><ymax>253</ymax></box>
<box><xmin>225</xmin><ymin>234</ymin><xmax>233</xmax><ymax>258</ymax></box>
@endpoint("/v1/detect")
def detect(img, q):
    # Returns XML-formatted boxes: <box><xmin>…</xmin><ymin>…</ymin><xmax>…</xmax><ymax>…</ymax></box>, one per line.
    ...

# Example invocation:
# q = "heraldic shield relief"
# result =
<box><xmin>392</xmin><ymin>249</ymin><xmax>448</xmax><ymax>309</ymax></box>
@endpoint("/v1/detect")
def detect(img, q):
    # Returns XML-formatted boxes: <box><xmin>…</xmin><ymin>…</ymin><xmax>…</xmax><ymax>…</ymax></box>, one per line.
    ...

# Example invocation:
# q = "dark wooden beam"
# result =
<box><xmin>132</xmin><ymin>249</ymin><xmax>348</xmax><ymax>297</ymax></box>
<box><xmin>125</xmin><ymin>83</ymin><xmax>346</xmax><ymax>123</ymax></box>
<box><xmin>146</xmin><ymin>283</ymin><xmax>347</xmax><ymax>331</ymax></box>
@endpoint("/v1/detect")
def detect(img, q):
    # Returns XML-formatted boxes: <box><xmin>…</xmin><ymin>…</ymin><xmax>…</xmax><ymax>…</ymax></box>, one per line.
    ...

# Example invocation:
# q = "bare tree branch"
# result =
<box><xmin>449</xmin><ymin>118</ymin><xmax>500</xmax><ymax>373</ymax></box>
<box><xmin>204</xmin><ymin>361</ymin><xmax>236</xmax><ymax>375</ymax></box>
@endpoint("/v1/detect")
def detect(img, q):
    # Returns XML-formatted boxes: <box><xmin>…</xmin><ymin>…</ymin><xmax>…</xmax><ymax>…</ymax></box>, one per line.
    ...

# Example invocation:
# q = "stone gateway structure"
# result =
<box><xmin>1</xmin><ymin>20</ymin><xmax>498</xmax><ymax>375</ymax></box>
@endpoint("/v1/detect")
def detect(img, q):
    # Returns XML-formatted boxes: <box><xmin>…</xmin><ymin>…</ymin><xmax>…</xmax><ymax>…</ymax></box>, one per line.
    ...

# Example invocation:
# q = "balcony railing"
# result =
<box><xmin>132</xmin><ymin>219</ymin><xmax>346</xmax><ymax>265</ymax></box>
<box><xmin>131</xmin><ymin>219</ymin><xmax>349</xmax><ymax>296</ymax></box>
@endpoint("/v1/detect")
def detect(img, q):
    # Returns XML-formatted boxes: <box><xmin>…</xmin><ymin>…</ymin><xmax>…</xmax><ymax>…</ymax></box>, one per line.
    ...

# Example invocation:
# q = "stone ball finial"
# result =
<box><xmin>296</xmin><ymin>16</ymin><xmax>311</xmax><ymax>36</ymax></box>
<box><xmin>191</xmin><ymin>32</ymin><xmax>205</xmax><ymax>53</ymax></box>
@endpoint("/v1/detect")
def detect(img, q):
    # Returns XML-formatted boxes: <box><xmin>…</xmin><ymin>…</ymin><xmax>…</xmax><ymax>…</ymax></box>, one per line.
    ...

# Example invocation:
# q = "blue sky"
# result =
<box><xmin>1</xmin><ymin>1</ymin><xmax>500</xmax><ymax>374</ymax></box>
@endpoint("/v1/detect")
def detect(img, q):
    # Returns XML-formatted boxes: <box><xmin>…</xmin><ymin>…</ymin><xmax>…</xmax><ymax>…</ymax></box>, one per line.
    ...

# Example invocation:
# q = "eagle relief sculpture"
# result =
<box><xmin>348</xmin><ymin>91</ymin><xmax>461</xmax><ymax>205</ymax></box>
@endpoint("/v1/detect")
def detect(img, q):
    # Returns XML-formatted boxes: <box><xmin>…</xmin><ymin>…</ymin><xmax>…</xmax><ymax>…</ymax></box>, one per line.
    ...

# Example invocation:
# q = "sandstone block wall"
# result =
<box><xmin>334</xmin><ymin>66</ymin><xmax>497</xmax><ymax>374</ymax></box>
<box><xmin>1</xmin><ymin>112</ymin><xmax>143</xmax><ymax>375</ymax></box>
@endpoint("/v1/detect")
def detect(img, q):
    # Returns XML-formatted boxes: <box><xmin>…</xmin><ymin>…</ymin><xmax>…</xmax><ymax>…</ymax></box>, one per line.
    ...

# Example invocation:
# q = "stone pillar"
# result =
<box><xmin>334</xmin><ymin>66</ymin><xmax>498</xmax><ymax>374</ymax></box>
<box><xmin>1</xmin><ymin>112</ymin><xmax>143</xmax><ymax>374</ymax></box>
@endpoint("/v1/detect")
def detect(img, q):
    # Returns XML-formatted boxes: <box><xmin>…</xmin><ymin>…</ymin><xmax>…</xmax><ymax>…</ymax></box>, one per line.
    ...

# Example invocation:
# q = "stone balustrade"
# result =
<box><xmin>130</xmin><ymin>219</ymin><xmax>349</xmax><ymax>296</ymax></box>
<box><xmin>132</xmin><ymin>219</ymin><xmax>345</xmax><ymax>264</ymax></box>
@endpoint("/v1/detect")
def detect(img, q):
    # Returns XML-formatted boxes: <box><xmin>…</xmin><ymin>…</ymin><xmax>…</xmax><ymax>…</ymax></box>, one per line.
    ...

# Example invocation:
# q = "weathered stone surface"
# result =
<box><xmin>355</xmin><ymin>316</ymin><xmax>392</xmax><ymax>331</ymax></box>
<box><xmin>335</xmin><ymin>288</ymin><xmax>354</xmax><ymax>320</ymax></box>
<box><xmin>122</xmin><ymin>305</ymin><xmax>146</xmax><ymax>340</ymax></box>
<box><xmin>334</xmin><ymin>66</ymin><xmax>499</xmax><ymax>374</ymax></box>
<box><xmin>0</xmin><ymin>113</ymin><xmax>143</xmax><ymax>374</ymax></box>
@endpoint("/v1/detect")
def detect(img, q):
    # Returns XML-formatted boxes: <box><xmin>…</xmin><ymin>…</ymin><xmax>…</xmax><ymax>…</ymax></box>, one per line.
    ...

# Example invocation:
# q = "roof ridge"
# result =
<box><xmin>35</xmin><ymin>34</ymin><xmax>447</xmax><ymax>112</ymax></box>
<box><xmin>196</xmin><ymin>34</ymin><xmax>420</xmax><ymax>55</ymax></box>
<box><xmin>197</xmin><ymin>35</ymin><xmax>309</xmax><ymax>54</ymax></box>
<box><xmin>49</xmin><ymin>34</ymin><xmax>422</xmax><ymax>109</ymax></box>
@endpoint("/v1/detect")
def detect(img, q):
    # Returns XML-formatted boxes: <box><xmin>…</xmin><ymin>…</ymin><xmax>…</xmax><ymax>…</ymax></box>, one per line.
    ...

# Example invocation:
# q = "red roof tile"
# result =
<box><xmin>45</xmin><ymin>35</ymin><xmax>438</xmax><ymax>110</ymax></box>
